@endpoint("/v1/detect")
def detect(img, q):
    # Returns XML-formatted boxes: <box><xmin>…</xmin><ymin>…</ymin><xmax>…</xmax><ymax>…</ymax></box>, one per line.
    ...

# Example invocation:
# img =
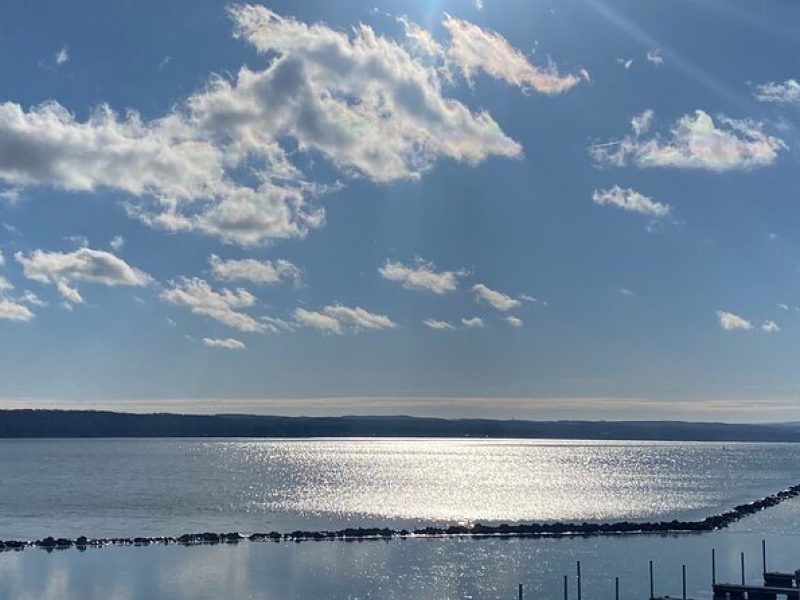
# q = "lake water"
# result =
<box><xmin>1</xmin><ymin>439</ymin><xmax>800</xmax><ymax>598</ymax></box>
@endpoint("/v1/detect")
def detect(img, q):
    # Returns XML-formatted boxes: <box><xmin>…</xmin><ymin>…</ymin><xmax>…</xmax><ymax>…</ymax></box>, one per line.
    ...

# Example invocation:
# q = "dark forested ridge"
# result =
<box><xmin>1</xmin><ymin>409</ymin><xmax>800</xmax><ymax>441</ymax></box>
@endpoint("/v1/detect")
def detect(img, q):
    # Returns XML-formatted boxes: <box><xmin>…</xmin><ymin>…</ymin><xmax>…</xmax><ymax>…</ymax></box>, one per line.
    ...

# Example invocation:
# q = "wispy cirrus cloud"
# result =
<box><xmin>442</xmin><ymin>15</ymin><xmax>582</xmax><ymax>94</ymax></box>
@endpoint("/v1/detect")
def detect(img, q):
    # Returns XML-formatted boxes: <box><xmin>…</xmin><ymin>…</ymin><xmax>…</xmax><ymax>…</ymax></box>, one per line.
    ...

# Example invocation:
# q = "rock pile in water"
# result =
<box><xmin>2</xmin><ymin>483</ymin><xmax>799</xmax><ymax>552</ymax></box>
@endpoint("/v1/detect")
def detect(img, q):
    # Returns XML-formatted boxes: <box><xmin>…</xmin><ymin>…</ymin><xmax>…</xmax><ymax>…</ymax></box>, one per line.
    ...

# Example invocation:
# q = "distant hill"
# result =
<box><xmin>1</xmin><ymin>409</ymin><xmax>800</xmax><ymax>441</ymax></box>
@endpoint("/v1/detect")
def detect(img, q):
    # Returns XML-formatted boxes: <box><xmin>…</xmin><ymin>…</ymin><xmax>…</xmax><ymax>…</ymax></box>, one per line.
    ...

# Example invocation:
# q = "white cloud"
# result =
<box><xmin>504</xmin><ymin>315</ymin><xmax>523</xmax><ymax>327</ymax></box>
<box><xmin>293</xmin><ymin>307</ymin><xmax>342</xmax><ymax>335</ymax></box>
<box><xmin>322</xmin><ymin>304</ymin><xmax>397</xmax><ymax>332</ymax></box>
<box><xmin>442</xmin><ymin>15</ymin><xmax>580</xmax><ymax>94</ymax></box>
<box><xmin>591</xmin><ymin>110</ymin><xmax>786</xmax><ymax>171</ymax></box>
<box><xmin>224</xmin><ymin>5</ymin><xmax>522</xmax><ymax>181</ymax></box>
<box><xmin>717</xmin><ymin>310</ymin><xmax>752</xmax><ymax>331</ymax></box>
<box><xmin>461</xmin><ymin>316</ymin><xmax>485</xmax><ymax>328</ymax></box>
<box><xmin>592</xmin><ymin>186</ymin><xmax>671</xmax><ymax>218</ymax></box>
<box><xmin>1</xmin><ymin>7</ymin><xmax>523</xmax><ymax>247</ymax></box>
<box><xmin>631</xmin><ymin>109</ymin><xmax>654</xmax><ymax>137</ymax></box>
<box><xmin>397</xmin><ymin>16</ymin><xmax>445</xmax><ymax>59</ymax></box>
<box><xmin>423</xmin><ymin>318</ymin><xmax>455</xmax><ymax>330</ymax></box>
<box><xmin>620</xmin><ymin>288</ymin><xmax>635</xmax><ymax>297</ymax></box>
<box><xmin>778</xmin><ymin>303</ymin><xmax>789</xmax><ymax>311</ymax></box>
<box><xmin>202</xmin><ymin>337</ymin><xmax>247</xmax><ymax>350</ymax></box>
<box><xmin>160</xmin><ymin>277</ymin><xmax>265</xmax><ymax>332</ymax></box>
<box><xmin>0</xmin><ymin>299</ymin><xmax>33</xmax><ymax>322</ymax></box>
<box><xmin>379</xmin><ymin>258</ymin><xmax>465</xmax><ymax>294</ymax></box>
<box><xmin>110</xmin><ymin>235</ymin><xmax>125</xmax><ymax>252</ymax></box>
<box><xmin>646</xmin><ymin>49</ymin><xmax>663</xmax><ymax>65</ymax></box>
<box><xmin>519</xmin><ymin>294</ymin><xmax>537</xmax><ymax>303</ymax></box>
<box><xmin>0</xmin><ymin>188</ymin><xmax>20</xmax><ymax>203</ymax></box>
<box><xmin>20</xmin><ymin>290</ymin><xmax>45</xmax><ymax>306</ymax></box>
<box><xmin>209</xmin><ymin>254</ymin><xmax>300</xmax><ymax>285</ymax></box>
<box><xmin>472</xmin><ymin>283</ymin><xmax>521</xmax><ymax>311</ymax></box>
<box><xmin>616</xmin><ymin>57</ymin><xmax>633</xmax><ymax>70</ymax></box>
<box><xmin>55</xmin><ymin>46</ymin><xmax>69</xmax><ymax>65</ymax></box>
<box><xmin>16</xmin><ymin>247</ymin><xmax>151</xmax><ymax>304</ymax></box>
<box><xmin>294</xmin><ymin>304</ymin><xmax>396</xmax><ymax>334</ymax></box>
<box><xmin>762</xmin><ymin>320</ymin><xmax>780</xmax><ymax>333</ymax></box>
<box><xmin>754</xmin><ymin>79</ymin><xmax>800</xmax><ymax>105</ymax></box>
<box><xmin>0</xmin><ymin>250</ymin><xmax>4</xmax><ymax>266</ymax></box>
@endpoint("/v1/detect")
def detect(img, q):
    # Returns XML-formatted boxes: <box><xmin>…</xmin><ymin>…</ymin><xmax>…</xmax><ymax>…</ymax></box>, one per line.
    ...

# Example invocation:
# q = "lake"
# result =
<box><xmin>1</xmin><ymin>438</ymin><xmax>800</xmax><ymax>598</ymax></box>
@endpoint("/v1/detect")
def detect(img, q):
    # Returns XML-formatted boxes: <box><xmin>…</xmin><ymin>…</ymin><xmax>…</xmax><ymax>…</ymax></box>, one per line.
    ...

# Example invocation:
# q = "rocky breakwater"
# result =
<box><xmin>1</xmin><ymin>483</ymin><xmax>799</xmax><ymax>552</ymax></box>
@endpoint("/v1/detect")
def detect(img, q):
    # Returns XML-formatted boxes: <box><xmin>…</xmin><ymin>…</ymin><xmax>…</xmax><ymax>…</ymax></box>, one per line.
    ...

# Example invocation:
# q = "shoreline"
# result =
<box><xmin>2</xmin><ymin>483</ymin><xmax>799</xmax><ymax>553</ymax></box>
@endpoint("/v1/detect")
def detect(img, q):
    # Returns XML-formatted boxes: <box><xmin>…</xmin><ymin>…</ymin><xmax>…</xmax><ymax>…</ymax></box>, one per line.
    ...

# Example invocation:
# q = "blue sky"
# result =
<box><xmin>1</xmin><ymin>0</ymin><xmax>800</xmax><ymax>421</ymax></box>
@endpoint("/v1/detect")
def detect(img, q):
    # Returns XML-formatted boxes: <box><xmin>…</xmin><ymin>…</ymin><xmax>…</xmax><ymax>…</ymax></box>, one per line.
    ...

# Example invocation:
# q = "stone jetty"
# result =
<box><xmin>2</xmin><ymin>483</ymin><xmax>799</xmax><ymax>553</ymax></box>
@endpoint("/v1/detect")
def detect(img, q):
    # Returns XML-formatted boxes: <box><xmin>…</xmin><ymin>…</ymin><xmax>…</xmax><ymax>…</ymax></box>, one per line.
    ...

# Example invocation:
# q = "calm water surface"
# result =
<box><xmin>0</xmin><ymin>438</ymin><xmax>799</xmax><ymax>539</ymax></box>
<box><xmin>1</xmin><ymin>439</ymin><xmax>800</xmax><ymax>599</ymax></box>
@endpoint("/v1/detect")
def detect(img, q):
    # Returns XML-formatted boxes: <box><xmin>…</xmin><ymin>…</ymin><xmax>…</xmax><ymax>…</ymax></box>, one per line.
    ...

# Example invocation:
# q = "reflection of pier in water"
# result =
<box><xmin>515</xmin><ymin>540</ymin><xmax>800</xmax><ymax>599</ymax></box>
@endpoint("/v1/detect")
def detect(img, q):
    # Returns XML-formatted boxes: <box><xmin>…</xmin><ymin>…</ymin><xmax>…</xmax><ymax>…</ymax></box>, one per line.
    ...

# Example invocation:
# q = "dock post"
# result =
<box><xmin>577</xmin><ymin>561</ymin><xmax>582</xmax><ymax>600</ymax></box>
<box><xmin>564</xmin><ymin>574</ymin><xmax>568</xmax><ymax>600</ymax></box>
<box><xmin>649</xmin><ymin>560</ymin><xmax>654</xmax><ymax>599</ymax></box>
<box><xmin>682</xmin><ymin>564</ymin><xmax>687</xmax><ymax>599</ymax></box>
<box><xmin>741</xmin><ymin>552</ymin><xmax>746</xmax><ymax>585</ymax></box>
<box><xmin>711</xmin><ymin>548</ymin><xmax>716</xmax><ymax>585</ymax></box>
<box><xmin>518</xmin><ymin>583</ymin><xmax>523</xmax><ymax>600</ymax></box>
<box><xmin>615</xmin><ymin>576</ymin><xmax>619</xmax><ymax>600</ymax></box>
<box><xmin>762</xmin><ymin>539</ymin><xmax>767</xmax><ymax>574</ymax></box>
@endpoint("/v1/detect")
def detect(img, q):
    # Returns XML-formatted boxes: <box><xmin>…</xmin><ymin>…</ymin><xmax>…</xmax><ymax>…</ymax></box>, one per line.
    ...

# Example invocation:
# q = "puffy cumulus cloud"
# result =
<box><xmin>0</xmin><ymin>102</ymin><xmax>222</xmax><ymax>200</ymax></box>
<box><xmin>762</xmin><ymin>320</ymin><xmax>780</xmax><ymax>333</ymax></box>
<box><xmin>591</xmin><ymin>110</ymin><xmax>786</xmax><ymax>172</ymax></box>
<box><xmin>379</xmin><ymin>258</ymin><xmax>465</xmax><ymax>294</ymax></box>
<box><xmin>472</xmin><ymin>283</ymin><xmax>520</xmax><ymax>311</ymax></box>
<box><xmin>461</xmin><ymin>316</ymin><xmax>485</xmax><ymax>328</ymax></box>
<box><xmin>293</xmin><ymin>307</ymin><xmax>342</xmax><ymax>335</ymax></box>
<box><xmin>442</xmin><ymin>15</ymin><xmax>581</xmax><ymax>94</ymax></box>
<box><xmin>592</xmin><ymin>186</ymin><xmax>671</xmax><ymax>218</ymax></box>
<box><xmin>1</xmin><ymin>6</ymin><xmax>524</xmax><ymax>247</ymax></box>
<box><xmin>15</xmin><ymin>248</ymin><xmax>151</xmax><ymax>304</ymax></box>
<box><xmin>225</xmin><ymin>5</ymin><xmax>522</xmax><ymax>183</ymax></box>
<box><xmin>322</xmin><ymin>304</ymin><xmax>397</xmax><ymax>332</ymax></box>
<box><xmin>423</xmin><ymin>318</ymin><xmax>455</xmax><ymax>330</ymax></box>
<box><xmin>294</xmin><ymin>304</ymin><xmax>396</xmax><ymax>334</ymax></box>
<box><xmin>209</xmin><ymin>254</ymin><xmax>300</xmax><ymax>285</ymax></box>
<box><xmin>716</xmin><ymin>310</ymin><xmax>752</xmax><ymax>331</ymax></box>
<box><xmin>0</xmin><ymin>299</ymin><xmax>33</xmax><ymax>322</ymax></box>
<box><xmin>160</xmin><ymin>277</ymin><xmax>264</xmax><ymax>332</ymax></box>
<box><xmin>202</xmin><ymin>337</ymin><xmax>247</xmax><ymax>350</ymax></box>
<box><xmin>755</xmin><ymin>79</ymin><xmax>800</xmax><ymax>105</ymax></box>
<box><xmin>504</xmin><ymin>315</ymin><xmax>523</xmax><ymax>327</ymax></box>
<box><xmin>0</xmin><ymin>276</ymin><xmax>36</xmax><ymax>322</ymax></box>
